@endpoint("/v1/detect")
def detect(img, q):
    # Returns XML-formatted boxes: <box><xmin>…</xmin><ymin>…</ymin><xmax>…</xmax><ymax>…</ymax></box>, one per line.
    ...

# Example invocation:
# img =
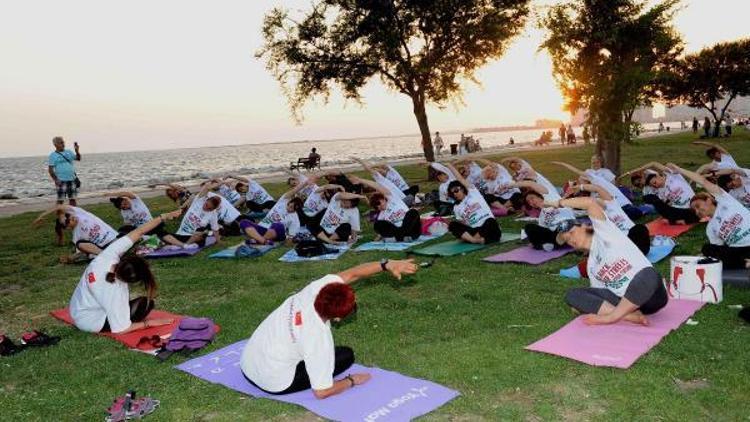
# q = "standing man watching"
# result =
<box><xmin>433</xmin><ymin>131</ymin><xmax>444</xmax><ymax>156</ymax></box>
<box><xmin>48</xmin><ymin>136</ymin><xmax>81</xmax><ymax>244</ymax></box>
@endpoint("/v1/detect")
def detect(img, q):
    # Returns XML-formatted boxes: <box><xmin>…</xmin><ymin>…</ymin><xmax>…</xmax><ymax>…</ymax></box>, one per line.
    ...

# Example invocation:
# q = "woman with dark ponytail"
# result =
<box><xmin>69</xmin><ymin>209</ymin><xmax>182</xmax><ymax>333</ymax></box>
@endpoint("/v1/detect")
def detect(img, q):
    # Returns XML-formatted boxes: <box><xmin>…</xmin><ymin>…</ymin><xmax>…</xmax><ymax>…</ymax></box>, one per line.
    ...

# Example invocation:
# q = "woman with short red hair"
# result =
<box><xmin>240</xmin><ymin>259</ymin><xmax>418</xmax><ymax>399</ymax></box>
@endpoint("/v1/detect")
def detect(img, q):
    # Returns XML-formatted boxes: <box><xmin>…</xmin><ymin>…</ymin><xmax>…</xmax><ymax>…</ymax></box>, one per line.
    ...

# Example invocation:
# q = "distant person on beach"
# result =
<box><xmin>558</xmin><ymin>124</ymin><xmax>566</xmax><ymax>145</ymax></box>
<box><xmin>658</xmin><ymin>122</ymin><xmax>664</xmax><ymax>133</ymax></box>
<box><xmin>508</xmin><ymin>137</ymin><xmax>515</xmax><ymax>145</ymax></box>
<box><xmin>48</xmin><ymin>136</ymin><xmax>81</xmax><ymax>245</ymax></box>
<box><xmin>692</xmin><ymin>117</ymin><xmax>699</xmax><ymax>134</ymax></box>
<box><xmin>434</xmin><ymin>132</ymin><xmax>444</xmax><ymax>156</ymax></box>
<box><xmin>703</xmin><ymin>117</ymin><xmax>711</xmax><ymax>138</ymax></box>
<box><xmin>566</xmin><ymin>125</ymin><xmax>576</xmax><ymax>144</ymax></box>
<box><xmin>725</xmin><ymin>115</ymin><xmax>733</xmax><ymax>137</ymax></box>
<box><xmin>308</xmin><ymin>148</ymin><xmax>321</xmax><ymax>168</ymax></box>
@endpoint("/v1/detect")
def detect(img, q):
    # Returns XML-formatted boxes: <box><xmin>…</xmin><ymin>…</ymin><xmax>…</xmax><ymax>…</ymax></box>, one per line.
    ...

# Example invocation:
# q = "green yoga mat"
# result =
<box><xmin>411</xmin><ymin>232</ymin><xmax>522</xmax><ymax>257</ymax></box>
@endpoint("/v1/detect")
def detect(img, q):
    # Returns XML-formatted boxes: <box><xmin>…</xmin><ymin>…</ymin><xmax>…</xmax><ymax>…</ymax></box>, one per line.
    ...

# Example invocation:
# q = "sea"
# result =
<box><xmin>0</xmin><ymin>122</ymin><xmax>681</xmax><ymax>205</ymax></box>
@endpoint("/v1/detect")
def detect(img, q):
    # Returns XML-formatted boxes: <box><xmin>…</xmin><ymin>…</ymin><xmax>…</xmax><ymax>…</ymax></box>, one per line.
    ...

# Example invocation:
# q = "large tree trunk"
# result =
<box><xmin>412</xmin><ymin>97</ymin><xmax>435</xmax><ymax>162</ymax></box>
<box><xmin>596</xmin><ymin>113</ymin><xmax>622</xmax><ymax>175</ymax></box>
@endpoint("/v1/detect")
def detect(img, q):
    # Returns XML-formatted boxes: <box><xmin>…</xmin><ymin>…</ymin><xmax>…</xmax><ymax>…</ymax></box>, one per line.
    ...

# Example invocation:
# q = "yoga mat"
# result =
<box><xmin>559</xmin><ymin>240</ymin><xmax>676</xmax><ymax>279</ymax></box>
<box><xmin>175</xmin><ymin>340</ymin><xmax>459</xmax><ymax>422</ymax></box>
<box><xmin>50</xmin><ymin>308</ymin><xmax>218</xmax><ymax>351</ymax></box>
<box><xmin>143</xmin><ymin>237</ymin><xmax>217</xmax><ymax>259</ymax></box>
<box><xmin>723</xmin><ymin>269</ymin><xmax>750</xmax><ymax>288</ymax></box>
<box><xmin>526</xmin><ymin>299</ymin><xmax>704</xmax><ymax>369</ymax></box>
<box><xmin>646</xmin><ymin>219</ymin><xmax>695</xmax><ymax>238</ymax></box>
<box><xmin>355</xmin><ymin>234</ymin><xmax>441</xmax><ymax>252</ymax></box>
<box><xmin>209</xmin><ymin>243</ymin><xmax>276</xmax><ymax>259</ymax></box>
<box><xmin>279</xmin><ymin>243</ymin><xmax>350</xmax><ymax>262</ymax></box>
<box><xmin>483</xmin><ymin>245</ymin><xmax>573</xmax><ymax>265</ymax></box>
<box><xmin>411</xmin><ymin>240</ymin><xmax>486</xmax><ymax>257</ymax></box>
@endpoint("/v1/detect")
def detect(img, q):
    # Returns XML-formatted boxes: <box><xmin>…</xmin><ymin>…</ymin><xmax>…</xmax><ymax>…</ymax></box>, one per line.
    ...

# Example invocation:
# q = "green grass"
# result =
<box><xmin>2</xmin><ymin>130</ymin><xmax>750</xmax><ymax>421</ymax></box>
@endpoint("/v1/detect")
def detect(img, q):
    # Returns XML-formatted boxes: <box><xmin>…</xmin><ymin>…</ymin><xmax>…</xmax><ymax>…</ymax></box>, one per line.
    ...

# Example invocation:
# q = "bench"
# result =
<box><xmin>290</xmin><ymin>157</ymin><xmax>321</xmax><ymax>172</ymax></box>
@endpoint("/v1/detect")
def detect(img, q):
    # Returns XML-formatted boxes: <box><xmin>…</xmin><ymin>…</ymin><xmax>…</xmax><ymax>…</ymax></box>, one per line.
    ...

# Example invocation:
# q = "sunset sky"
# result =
<box><xmin>0</xmin><ymin>0</ymin><xmax>748</xmax><ymax>157</ymax></box>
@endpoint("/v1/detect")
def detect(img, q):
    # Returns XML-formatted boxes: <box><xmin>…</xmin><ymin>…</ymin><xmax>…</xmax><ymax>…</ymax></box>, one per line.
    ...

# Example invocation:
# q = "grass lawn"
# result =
<box><xmin>2</xmin><ymin>130</ymin><xmax>750</xmax><ymax>421</ymax></box>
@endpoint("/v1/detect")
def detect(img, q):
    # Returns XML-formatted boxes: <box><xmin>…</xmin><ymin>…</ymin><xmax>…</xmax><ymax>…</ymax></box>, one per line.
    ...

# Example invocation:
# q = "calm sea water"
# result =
<box><xmin>0</xmin><ymin>123</ymin><xmax>678</xmax><ymax>201</ymax></box>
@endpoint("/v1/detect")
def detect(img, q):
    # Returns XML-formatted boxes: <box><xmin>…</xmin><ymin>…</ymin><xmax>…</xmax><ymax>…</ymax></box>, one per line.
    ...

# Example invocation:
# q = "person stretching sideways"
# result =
<box><xmin>240</xmin><ymin>259</ymin><xmax>418</xmax><ymax>398</ymax></box>
<box><xmin>551</xmin><ymin>197</ymin><xmax>668</xmax><ymax>326</ymax></box>
<box><xmin>33</xmin><ymin>205</ymin><xmax>120</xmax><ymax>261</ymax></box>
<box><xmin>350</xmin><ymin>176</ymin><xmax>422</xmax><ymax>242</ymax></box>
<box><xmin>107</xmin><ymin>191</ymin><xmax>187</xmax><ymax>248</ymax></box>
<box><xmin>716</xmin><ymin>167</ymin><xmax>750</xmax><ymax>209</ymax></box>
<box><xmin>239</xmin><ymin>181</ymin><xmax>307</xmax><ymax>245</ymax></box>
<box><xmin>692</xmin><ymin>141</ymin><xmax>738</xmax><ymax>171</ymax></box>
<box><xmin>69</xmin><ymin>210</ymin><xmax>182</xmax><ymax>333</ymax></box>
<box><xmin>443</xmin><ymin>163</ymin><xmax>502</xmax><ymax>244</ymax></box>
<box><xmin>630</xmin><ymin>162</ymin><xmax>698</xmax><ymax>225</ymax></box>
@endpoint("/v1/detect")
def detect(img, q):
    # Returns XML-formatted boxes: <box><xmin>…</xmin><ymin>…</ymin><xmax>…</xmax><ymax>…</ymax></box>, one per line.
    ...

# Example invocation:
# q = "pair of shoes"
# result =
<box><xmin>1</xmin><ymin>330</ymin><xmax>61</xmax><ymax>356</ymax></box>
<box><xmin>106</xmin><ymin>391</ymin><xmax>160</xmax><ymax>422</ymax></box>
<box><xmin>0</xmin><ymin>334</ymin><xmax>22</xmax><ymax>356</ymax></box>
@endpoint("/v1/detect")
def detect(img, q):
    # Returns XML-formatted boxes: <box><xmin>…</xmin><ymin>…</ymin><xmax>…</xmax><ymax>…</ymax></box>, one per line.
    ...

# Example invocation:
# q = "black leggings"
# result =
<box><xmin>219</xmin><ymin>218</ymin><xmax>243</xmax><ymax>237</ymax></box>
<box><xmin>643</xmin><ymin>194</ymin><xmax>699</xmax><ymax>224</ymax></box>
<box><xmin>299</xmin><ymin>209</ymin><xmax>326</xmax><ymax>232</ymax></box>
<box><xmin>246</xmin><ymin>200</ymin><xmax>277</xmax><ymax>213</ymax></box>
<box><xmin>373</xmin><ymin>209</ymin><xmax>422</xmax><ymax>241</ymax></box>
<box><xmin>702</xmin><ymin>243</ymin><xmax>750</xmax><ymax>269</ymax></box>
<box><xmin>117</xmin><ymin>222</ymin><xmax>170</xmax><ymax>239</ymax></box>
<box><xmin>524</xmin><ymin>223</ymin><xmax>560</xmax><ymax>250</ymax></box>
<box><xmin>402</xmin><ymin>185</ymin><xmax>419</xmax><ymax>197</ymax></box>
<box><xmin>448</xmin><ymin>218</ymin><xmax>501</xmax><ymax>244</ymax></box>
<box><xmin>101</xmin><ymin>296</ymin><xmax>154</xmax><ymax>332</ymax></box>
<box><xmin>433</xmin><ymin>200</ymin><xmax>454</xmax><ymax>217</ymax></box>
<box><xmin>622</xmin><ymin>204</ymin><xmax>644</xmax><ymax>221</ymax></box>
<box><xmin>315</xmin><ymin>223</ymin><xmax>352</xmax><ymax>241</ymax></box>
<box><xmin>565</xmin><ymin>267</ymin><xmax>668</xmax><ymax>315</ymax></box>
<box><xmin>245</xmin><ymin>346</ymin><xmax>355</xmax><ymax>395</ymax></box>
<box><xmin>628</xmin><ymin>224</ymin><xmax>651</xmax><ymax>255</ymax></box>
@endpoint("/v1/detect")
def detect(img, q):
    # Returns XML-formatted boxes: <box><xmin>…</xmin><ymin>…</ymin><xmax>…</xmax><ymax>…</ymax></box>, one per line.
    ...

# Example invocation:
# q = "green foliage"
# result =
<box><xmin>257</xmin><ymin>0</ymin><xmax>531</xmax><ymax>160</ymax></box>
<box><xmin>658</xmin><ymin>38</ymin><xmax>750</xmax><ymax>124</ymax></box>
<box><xmin>540</xmin><ymin>0</ymin><xmax>683</xmax><ymax>172</ymax></box>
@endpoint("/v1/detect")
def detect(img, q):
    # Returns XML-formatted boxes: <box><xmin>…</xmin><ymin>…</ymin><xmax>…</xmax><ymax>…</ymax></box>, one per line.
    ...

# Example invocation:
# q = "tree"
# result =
<box><xmin>658</xmin><ymin>39</ymin><xmax>750</xmax><ymax>137</ymax></box>
<box><xmin>257</xmin><ymin>0</ymin><xmax>530</xmax><ymax>162</ymax></box>
<box><xmin>540</xmin><ymin>0</ymin><xmax>682</xmax><ymax>174</ymax></box>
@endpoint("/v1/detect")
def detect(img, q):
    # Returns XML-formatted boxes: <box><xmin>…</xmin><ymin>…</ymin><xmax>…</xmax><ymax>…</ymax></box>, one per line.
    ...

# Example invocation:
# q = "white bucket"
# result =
<box><xmin>668</xmin><ymin>256</ymin><xmax>723</xmax><ymax>303</ymax></box>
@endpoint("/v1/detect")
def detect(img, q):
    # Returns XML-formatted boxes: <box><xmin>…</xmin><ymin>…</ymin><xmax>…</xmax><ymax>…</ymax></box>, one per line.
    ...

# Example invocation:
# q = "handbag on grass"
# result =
<box><xmin>156</xmin><ymin>318</ymin><xmax>216</xmax><ymax>361</ymax></box>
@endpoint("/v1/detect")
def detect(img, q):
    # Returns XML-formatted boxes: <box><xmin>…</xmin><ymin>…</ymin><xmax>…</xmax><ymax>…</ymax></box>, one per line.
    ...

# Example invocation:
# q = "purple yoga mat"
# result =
<box><xmin>526</xmin><ymin>299</ymin><xmax>704</xmax><ymax>369</ymax></box>
<box><xmin>175</xmin><ymin>340</ymin><xmax>459</xmax><ymax>421</ymax></box>
<box><xmin>483</xmin><ymin>245</ymin><xmax>573</xmax><ymax>265</ymax></box>
<box><xmin>144</xmin><ymin>237</ymin><xmax>216</xmax><ymax>258</ymax></box>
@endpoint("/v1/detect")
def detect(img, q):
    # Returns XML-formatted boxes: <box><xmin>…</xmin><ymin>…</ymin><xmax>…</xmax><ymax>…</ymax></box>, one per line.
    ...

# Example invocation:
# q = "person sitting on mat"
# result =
<box><xmin>174</xmin><ymin>182</ymin><xmax>223</xmax><ymax>246</ymax></box>
<box><xmin>471</xmin><ymin>158</ymin><xmax>522</xmax><ymax>211</ymax></box>
<box><xmin>225</xmin><ymin>175</ymin><xmax>276</xmax><ymax>213</ymax></box>
<box><xmin>501</xmin><ymin>157</ymin><xmax>558</xmax><ymax>196</ymax></box>
<box><xmin>287</xmin><ymin>173</ymin><xmax>319</xmax><ymax>199</ymax></box>
<box><xmin>322</xmin><ymin>170</ymin><xmax>363</xmax><ymax>194</ymax></box>
<box><xmin>158</xmin><ymin>183</ymin><xmax>193</xmax><ymax>207</ymax></box>
<box><xmin>351</xmin><ymin>158</ymin><xmax>418</xmax><ymax>198</ymax></box>
<box><xmin>455</xmin><ymin>159</ymin><xmax>486</xmax><ymax>192</ymax></box>
<box><xmin>300</xmin><ymin>183</ymin><xmax>344</xmax><ymax>231</ymax></box>
<box><xmin>693</xmin><ymin>141</ymin><xmax>738</xmax><ymax>171</ymax></box>
<box><xmin>350</xmin><ymin>176</ymin><xmax>422</xmax><ymax>242</ymax></box>
<box><xmin>550</xmin><ymin>196</ymin><xmax>668</xmax><ymax>326</ymax></box>
<box><xmin>239</xmin><ymin>181</ymin><xmax>307</xmax><ymax>245</ymax></box>
<box><xmin>69</xmin><ymin>210</ymin><xmax>182</xmax><ymax>333</ymax></box>
<box><xmin>716</xmin><ymin>168</ymin><xmax>750</xmax><ymax>209</ymax></box>
<box><xmin>630</xmin><ymin>162</ymin><xmax>698</xmax><ymax>225</ymax></box>
<box><xmin>443</xmin><ymin>163</ymin><xmax>502</xmax><ymax>244</ymax></box>
<box><xmin>107</xmin><ymin>191</ymin><xmax>187</xmax><ymax>248</ymax></box>
<box><xmin>667</xmin><ymin>163</ymin><xmax>750</xmax><ymax>269</ymax></box>
<box><xmin>215</xmin><ymin>177</ymin><xmax>246</xmax><ymax>209</ymax></box>
<box><xmin>551</xmin><ymin>161</ymin><xmax>643</xmax><ymax>220</ymax></box>
<box><xmin>351</xmin><ymin>157</ymin><xmax>415</xmax><ymax>206</ymax></box>
<box><xmin>587</xmin><ymin>155</ymin><xmax>616</xmax><ymax>184</ymax></box>
<box><xmin>506</xmin><ymin>179</ymin><xmax>576</xmax><ymax>250</ymax></box>
<box><xmin>429</xmin><ymin>162</ymin><xmax>456</xmax><ymax>216</ymax></box>
<box><xmin>240</xmin><ymin>259</ymin><xmax>419</xmax><ymax>398</ymax></box>
<box><xmin>313</xmin><ymin>191</ymin><xmax>366</xmax><ymax>245</ymax></box>
<box><xmin>200</xmin><ymin>179</ymin><xmax>246</xmax><ymax>236</ymax></box>
<box><xmin>33</xmin><ymin>205</ymin><xmax>121</xmax><ymax>261</ymax></box>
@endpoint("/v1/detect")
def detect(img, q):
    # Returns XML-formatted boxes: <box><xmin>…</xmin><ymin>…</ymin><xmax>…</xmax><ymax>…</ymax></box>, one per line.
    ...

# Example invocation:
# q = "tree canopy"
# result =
<box><xmin>540</xmin><ymin>0</ymin><xmax>682</xmax><ymax>173</ymax></box>
<box><xmin>257</xmin><ymin>0</ymin><xmax>530</xmax><ymax>161</ymax></box>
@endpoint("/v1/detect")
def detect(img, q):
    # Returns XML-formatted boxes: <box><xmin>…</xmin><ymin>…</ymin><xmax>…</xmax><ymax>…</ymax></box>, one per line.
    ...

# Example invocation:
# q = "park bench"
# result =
<box><xmin>290</xmin><ymin>156</ymin><xmax>321</xmax><ymax>172</ymax></box>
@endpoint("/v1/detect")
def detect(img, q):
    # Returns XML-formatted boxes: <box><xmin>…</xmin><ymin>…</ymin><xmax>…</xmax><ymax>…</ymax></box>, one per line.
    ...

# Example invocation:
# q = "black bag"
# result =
<box><xmin>55</xmin><ymin>151</ymin><xmax>81</xmax><ymax>188</ymax></box>
<box><xmin>295</xmin><ymin>240</ymin><xmax>335</xmax><ymax>257</ymax></box>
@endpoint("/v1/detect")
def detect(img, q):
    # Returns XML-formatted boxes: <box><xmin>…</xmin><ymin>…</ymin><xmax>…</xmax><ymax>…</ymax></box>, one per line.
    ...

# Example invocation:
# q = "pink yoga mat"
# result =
<box><xmin>483</xmin><ymin>245</ymin><xmax>573</xmax><ymax>265</ymax></box>
<box><xmin>526</xmin><ymin>299</ymin><xmax>704</xmax><ymax>369</ymax></box>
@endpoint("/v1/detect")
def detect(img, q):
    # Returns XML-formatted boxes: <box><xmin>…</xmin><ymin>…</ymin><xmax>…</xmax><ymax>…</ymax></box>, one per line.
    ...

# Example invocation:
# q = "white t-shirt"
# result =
<box><xmin>453</xmin><ymin>187</ymin><xmax>494</xmax><ymax>228</ymax></box>
<box><xmin>319</xmin><ymin>193</ymin><xmax>361</xmax><ymax>234</ymax></box>
<box><xmin>176</xmin><ymin>196</ymin><xmax>220</xmax><ymax>236</ymax></box>
<box><xmin>259</xmin><ymin>197</ymin><xmax>301</xmax><ymax>237</ymax></box>
<box><xmin>384</xmin><ymin>166</ymin><xmax>409</xmax><ymax>191</ymax></box>
<box><xmin>727</xmin><ymin>170</ymin><xmax>750</xmax><ymax>208</ymax></box>
<box><xmin>69</xmin><ymin>237</ymin><xmax>135</xmax><ymax>333</ymax></box>
<box><xmin>516</xmin><ymin>160</ymin><xmax>558</xmax><ymax>197</ymax></box>
<box><xmin>246</xmin><ymin>180</ymin><xmax>274</xmax><ymax>204</ymax></box>
<box><xmin>484</xmin><ymin>164</ymin><xmax>519</xmax><ymax>200</ymax></box>
<box><xmin>431</xmin><ymin>163</ymin><xmax>456</xmax><ymax>203</ymax></box>
<box><xmin>71</xmin><ymin>207</ymin><xmax>118</xmax><ymax>247</ymax></box>
<box><xmin>241</xmin><ymin>275</ymin><xmax>340</xmax><ymax>392</ymax></box>
<box><xmin>466</xmin><ymin>162</ymin><xmax>485</xmax><ymax>191</ymax></box>
<box><xmin>714</xmin><ymin>153</ymin><xmax>738</xmax><ymax>170</ymax></box>
<box><xmin>377</xmin><ymin>193</ymin><xmax>410</xmax><ymax>227</ymax></box>
<box><xmin>218</xmin><ymin>184</ymin><xmax>242</xmax><ymax>204</ymax></box>
<box><xmin>373</xmin><ymin>173</ymin><xmax>406</xmax><ymax>199</ymax></box>
<box><xmin>303</xmin><ymin>190</ymin><xmax>329</xmax><ymax>217</ymax></box>
<box><xmin>589</xmin><ymin>168</ymin><xmax>616</xmax><ymax>184</ymax></box>
<box><xmin>706</xmin><ymin>191</ymin><xmax>750</xmax><ymax>247</ymax></box>
<box><xmin>120</xmin><ymin>196</ymin><xmax>152</xmax><ymax>227</ymax></box>
<box><xmin>538</xmin><ymin>191</ymin><xmax>576</xmax><ymax>230</ymax></box>
<box><xmin>587</xmin><ymin>217</ymin><xmax>653</xmax><ymax>297</ymax></box>
<box><xmin>656</xmin><ymin>173</ymin><xmax>695</xmax><ymax>209</ymax></box>
<box><xmin>585</xmin><ymin>170</ymin><xmax>631</xmax><ymax>207</ymax></box>
<box><xmin>603</xmin><ymin>199</ymin><xmax>635</xmax><ymax>232</ymax></box>
<box><xmin>208</xmin><ymin>192</ymin><xmax>241</xmax><ymax>224</ymax></box>
<box><xmin>294</xmin><ymin>174</ymin><xmax>317</xmax><ymax>199</ymax></box>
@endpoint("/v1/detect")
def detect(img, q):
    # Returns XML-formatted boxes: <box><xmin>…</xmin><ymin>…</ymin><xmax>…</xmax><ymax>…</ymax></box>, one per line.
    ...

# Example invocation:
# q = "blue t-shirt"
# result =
<box><xmin>48</xmin><ymin>150</ymin><xmax>77</xmax><ymax>181</ymax></box>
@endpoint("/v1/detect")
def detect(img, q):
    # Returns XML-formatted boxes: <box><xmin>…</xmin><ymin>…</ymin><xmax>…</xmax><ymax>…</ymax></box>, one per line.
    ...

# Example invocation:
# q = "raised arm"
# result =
<box><xmin>315</xmin><ymin>184</ymin><xmax>344</xmax><ymax>194</ymax></box>
<box><xmin>103</xmin><ymin>191</ymin><xmax>137</xmax><ymax>199</ymax></box>
<box><xmin>32</xmin><ymin>205</ymin><xmax>72</xmax><ymax>227</ymax></box>
<box><xmin>337</xmin><ymin>259</ymin><xmax>418</xmax><ymax>284</ymax></box>
<box><xmin>714</xmin><ymin>168</ymin><xmax>746</xmax><ymax>177</ymax></box>
<box><xmin>551</xmin><ymin>161</ymin><xmax>585</xmax><ymax>176</ymax></box>
<box><xmin>224</xmin><ymin>174</ymin><xmax>250</xmax><ymax>183</ymax></box>
<box><xmin>666</xmin><ymin>163</ymin><xmax>722</xmax><ymax>196</ymax></box>
<box><xmin>350</xmin><ymin>157</ymin><xmax>377</xmax><ymax>174</ymax></box>
<box><xmin>444</xmin><ymin>163</ymin><xmax>471</xmax><ymax>190</ymax></box>
<box><xmin>692</xmin><ymin>141</ymin><xmax>728</xmax><ymax>154</ymax></box>
<box><xmin>334</xmin><ymin>192</ymin><xmax>368</xmax><ymax>201</ymax></box>
<box><xmin>508</xmin><ymin>180</ymin><xmax>549</xmax><ymax>195</ymax></box>
<box><xmin>348</xmin><ymin>176</ymin><xmax>389</xmax><ymax>196</ymax></box>
<box><xmin>547</xmin><ymin>196</ymin><xmax>606</xmax><ymax>220</ymax></box>
<box><xmin>124</xmin><ymin>210</ymin><xmax>182</xmax><ymax>243</ymax></box>
<box><xmin>578</xmin><ymin>183</ymin><xmax>613</xmax><ymax>201</ymax></box>
<box><xmin>281</xmin><ymin>179</ymin><xmax>311</xmax><ymax>199</ymax></box>
<box><xmin>638</xmin><ymin>161</ymin><xmax>669</xmax><ymax>173</ymax></box>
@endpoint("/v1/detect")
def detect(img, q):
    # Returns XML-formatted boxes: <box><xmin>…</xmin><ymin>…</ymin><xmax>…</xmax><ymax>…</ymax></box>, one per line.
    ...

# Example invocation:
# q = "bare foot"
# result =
<box><xmin>623</xmin><ymin>311</ymin><xmax>649</xmax><ymax>326</ymax></box>
<box><xmin>583</xmin><ymin>314</ymin><xmax>612</xmax><ymax>325</ymax></box>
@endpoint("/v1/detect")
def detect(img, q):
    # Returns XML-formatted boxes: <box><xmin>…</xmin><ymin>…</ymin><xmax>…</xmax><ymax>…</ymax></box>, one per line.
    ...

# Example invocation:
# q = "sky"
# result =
<box><xmin>0</xmin><ymin>0</ymin><xmax>748</xmax><ymax>158</ymax></box>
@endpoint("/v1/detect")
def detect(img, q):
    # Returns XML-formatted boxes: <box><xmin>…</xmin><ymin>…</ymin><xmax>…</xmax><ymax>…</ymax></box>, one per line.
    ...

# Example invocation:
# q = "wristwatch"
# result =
<box><xmin>380</xmin><ymin>259</ymin><xmax>389</xmax><ymax>272</ymax></box>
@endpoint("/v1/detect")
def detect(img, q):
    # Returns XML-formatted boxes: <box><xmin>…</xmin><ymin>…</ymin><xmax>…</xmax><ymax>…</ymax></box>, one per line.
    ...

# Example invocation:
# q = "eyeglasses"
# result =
<box><xmin>450</xmin><ymin>188</ymin><xmax>462</xmax><ymax>194</ymax></box>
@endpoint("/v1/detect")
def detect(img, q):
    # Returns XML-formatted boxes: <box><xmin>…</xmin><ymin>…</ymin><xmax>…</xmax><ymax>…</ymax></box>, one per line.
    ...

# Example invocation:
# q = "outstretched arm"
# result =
<box><xmin>348</xmin><ymin>176</ymin><xmax>389</xmax><ymax>196</ymax></box>
<box><xmin>334</xmin><ymin>192</ymin><xmax>368</xmax><ymax>201</ymax></box>
<box><xmin>578</xmin><ymin>183</ymin><xmax>613</xmax><ymax>201</ymax></box>
<box><xmin>444</xmin><ymin>163</ymin><xmax>471</xmax><ymax>190</ymax></box>
<box><xmin>551</xmin><ymin>161</ymin><xmax>585</xmax><ymax>177</ymax></box>
<box><xmin>350</xmin><ymin>157</ymin><xmax>377</xmax><ymax>174</ymax></box>
<box><xmin>103</xmin><ymin>191</ymin><xmax>137</xmax><ymax>199</ymax></box>
<box><xmin>666</xmin><ymin>163</ymin><xmax>723</xmax><ymax>196</ymax></box>
<box><xmin>281</xmin><ymin>179</ymin><xmax>311</xmax><ymax>199</ymax></box>
<box><xmin>32</xmin><ymin>205</ymin><xmax>72</xmax><ymax>226</ymax></box>
<box><xmin>508</xmin><ymin>180</ymin><xmax>549</xmax><ymax>195</ymax></box>
<box><xmin>337</xmin><ymin>259</ymin><xmax>419</xmax><ymax>284</ymax></box>
<box><xmin>546</xmin><ymin>196</ymin><xmax>606</xmax><ymax>220</ymax></box>
<box><xmin>316</xmin><ymin>184</ymin><xmax>344</xmax><ymax>193</ymax></box>
<box><xmin>692</xmin><ymin>141</ymin><xmax>728</xmax><ymax>154</ymax></box>
<box><xmin>124</xmin><ymin>210</ymin><xmax>182</xmax><ymax>243</ymax></box>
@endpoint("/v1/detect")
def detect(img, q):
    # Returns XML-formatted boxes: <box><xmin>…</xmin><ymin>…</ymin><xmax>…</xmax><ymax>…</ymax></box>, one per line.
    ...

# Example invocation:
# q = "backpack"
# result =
<box><xmin>156</xmin><ymin>318</ymin><xmax>216</xmax><ymax>361</ymax></box>
<box><xmin>295</xmin><ymin>239</ymin><xmax>335</xmax><ymax>257</ymax></box>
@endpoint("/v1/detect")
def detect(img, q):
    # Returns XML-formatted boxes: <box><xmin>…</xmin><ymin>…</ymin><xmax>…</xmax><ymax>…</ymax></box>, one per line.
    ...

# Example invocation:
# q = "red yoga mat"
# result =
<box><xmin>50</xmin><ymin>308</ymin><xmax>219</xmax><ymax>351</ymax></box>
<box><xmin>646</xmin><ymin>218</ymin><xmax>696</xmax><ymax>238</ymax></box>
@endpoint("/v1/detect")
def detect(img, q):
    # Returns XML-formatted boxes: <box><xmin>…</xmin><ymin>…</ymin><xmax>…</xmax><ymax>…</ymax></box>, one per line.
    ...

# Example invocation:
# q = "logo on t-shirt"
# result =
<box><xmin>294</xmin><ymin>311</ymin><xmax>302</xmax><ymax>326</ymax></box>
<box><xmin>87</xmin><ymin>272</ymin><xmax>96</xmax><ymax>283</ymax></box>
<box><xmin>593</xmin><ymin>257</ymin><xmax>633</xmax><ymax>289</ymax></box>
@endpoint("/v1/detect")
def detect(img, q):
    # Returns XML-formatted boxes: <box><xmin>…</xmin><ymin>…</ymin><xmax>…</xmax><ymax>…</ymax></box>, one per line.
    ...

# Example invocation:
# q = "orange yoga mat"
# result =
<box><xmin>646</xmin><ymin>218</ymin><xmax>696</xmax><ymax>238</ymax></box>
<box><xmin>50</xmin><ymin>308</ymin><xmax>219</xmax><ymax>351</ymax></box>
